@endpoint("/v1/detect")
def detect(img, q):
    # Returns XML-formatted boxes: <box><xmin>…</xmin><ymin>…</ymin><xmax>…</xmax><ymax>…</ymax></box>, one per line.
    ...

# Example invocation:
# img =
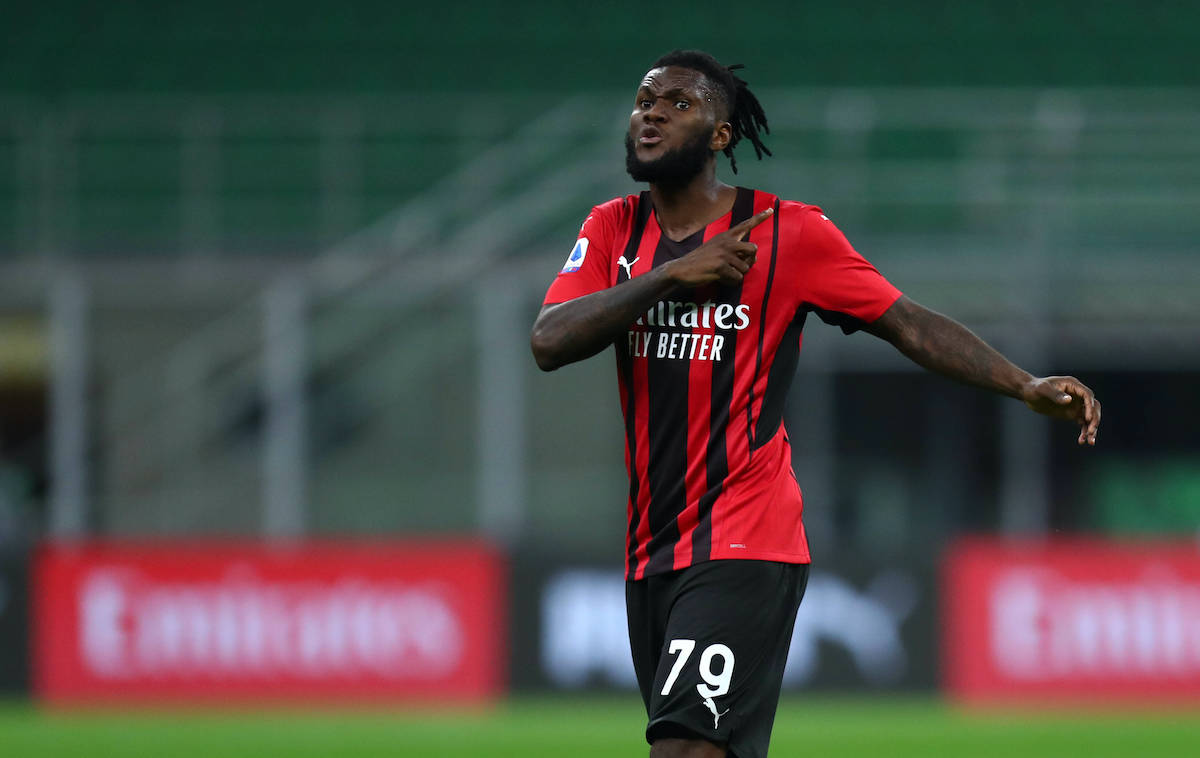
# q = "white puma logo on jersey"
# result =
<box><xmin>617</xmin><ymin>255</ymin><xmax>639</xmax><ymax>278</ymax></box>
<box><xmin>702</xmin><ymin>696</ymin><xmax>730</xmax><ymax>729</ymax></box>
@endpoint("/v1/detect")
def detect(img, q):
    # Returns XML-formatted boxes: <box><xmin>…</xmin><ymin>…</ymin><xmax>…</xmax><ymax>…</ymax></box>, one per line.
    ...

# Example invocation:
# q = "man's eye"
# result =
<box><xmin>640</xmin><ymin>99</ymin><xmax>654</xmax><ymax>109</ymax></box>
<box><xmin>675</xmin><ymin>101</ymin><xmax>690</xmax><ymax>110</ymax></box>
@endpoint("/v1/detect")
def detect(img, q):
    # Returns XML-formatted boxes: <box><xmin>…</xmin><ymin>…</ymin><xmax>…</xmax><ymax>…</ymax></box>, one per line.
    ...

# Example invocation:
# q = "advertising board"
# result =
<box><xmin>33</xmin><ymin>540</ymin><xmax>505</xmax><ymax>704</ymax></box>
<box><xmin>510</xmin><ymin>552</ymin><xmax>937</xmax><ymax>691</ymax></box>
<box><xmin>944</xmin><ymin>538</ymin><xmax>1200</xmax><ymax>702</ymax></box>
<box><xmin>0</xmin><ymin>551</ymin><xmax>29</xmax><ymax>692</ymax></box>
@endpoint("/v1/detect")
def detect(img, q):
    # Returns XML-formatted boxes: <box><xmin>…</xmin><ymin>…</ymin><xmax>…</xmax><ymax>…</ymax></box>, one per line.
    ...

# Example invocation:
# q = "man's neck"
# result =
<box><xmin>649</xmin><ymin>166</ymin><xmax>736</xmax><ymax>242</ymax></box>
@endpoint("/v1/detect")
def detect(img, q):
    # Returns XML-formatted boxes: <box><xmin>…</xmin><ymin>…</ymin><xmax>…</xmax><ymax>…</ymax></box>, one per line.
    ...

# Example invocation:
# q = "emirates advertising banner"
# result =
<box><xmin>943</xmin><ymin>538</ymin><xmax>1200</xmax><ymax>703</ymax></box>
<box><xmin>33</xmin><ymin>540</ymin><xmax>506</xmax><ymax>704</ymax></box>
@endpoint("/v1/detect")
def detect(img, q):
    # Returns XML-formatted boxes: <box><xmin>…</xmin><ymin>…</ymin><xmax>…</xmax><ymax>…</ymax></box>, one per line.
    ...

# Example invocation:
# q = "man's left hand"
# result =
<box><xmin>1022</xmin><ymin>376</ymin><xmax>1101</xmax><ymax>446</ymax></box>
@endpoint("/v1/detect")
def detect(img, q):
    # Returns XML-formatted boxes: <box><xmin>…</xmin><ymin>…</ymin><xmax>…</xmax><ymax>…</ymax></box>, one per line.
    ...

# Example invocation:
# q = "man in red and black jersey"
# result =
<box><xmin>531</xmin><ymin>50</ymin><xmax>1100</xmax><ymax>758</ymax></box>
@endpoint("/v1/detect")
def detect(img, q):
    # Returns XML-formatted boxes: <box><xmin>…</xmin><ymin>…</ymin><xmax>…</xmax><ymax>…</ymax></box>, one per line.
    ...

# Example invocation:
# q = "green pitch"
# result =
<box><xmin>1</xmin><ymin>694</ymin><xmax>1198</xmax><ymax>757</ymax></box>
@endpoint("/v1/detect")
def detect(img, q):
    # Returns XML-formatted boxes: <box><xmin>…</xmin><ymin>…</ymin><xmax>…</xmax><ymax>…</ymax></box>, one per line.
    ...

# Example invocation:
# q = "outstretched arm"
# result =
<box><xmin>864</xmin><ymin>296</ymin><xmax>1101</xmax><ymax>445</ymax></box>
<box><xmin>531</xmin><ymin>207</ymin><xmax>773</xmax><ymax>371</ymax></box>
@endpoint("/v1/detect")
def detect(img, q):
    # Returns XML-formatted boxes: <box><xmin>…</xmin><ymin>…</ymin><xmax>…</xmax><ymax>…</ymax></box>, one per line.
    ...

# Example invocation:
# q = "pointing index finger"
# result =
<box><xmin>730</xmin><ymin>206</ymin><xmax>774</xmax><ymax>241</ymax></box>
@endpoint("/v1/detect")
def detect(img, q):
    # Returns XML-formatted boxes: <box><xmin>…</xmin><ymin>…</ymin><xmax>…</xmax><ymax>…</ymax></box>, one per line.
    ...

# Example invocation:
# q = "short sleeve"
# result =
<box><xmin>542</xmin><ymin>199</ymin><xmax>622</xmax><ymax>305</ymax></box>
<box><xmin>792</xmin><ymin>207</ymin><xmax>902</xmax><ymax>333</ymax></box>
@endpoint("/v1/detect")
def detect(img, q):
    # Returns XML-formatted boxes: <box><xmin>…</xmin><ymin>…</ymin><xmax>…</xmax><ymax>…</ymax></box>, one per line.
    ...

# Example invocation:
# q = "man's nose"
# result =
<box><xmin>644</xmin><ymin>98</ymin><xmax>669</xmax><ymax>121</ymax></box>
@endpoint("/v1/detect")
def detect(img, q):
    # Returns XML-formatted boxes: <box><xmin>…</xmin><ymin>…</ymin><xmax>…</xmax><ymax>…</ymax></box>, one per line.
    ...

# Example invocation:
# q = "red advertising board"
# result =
<box><xmin>943</xmin><ymin>538</ymin><xmax>1200</xmax><ymax>703</ymax></box>
<box><xmin>33</xmin><ymin>539</ymin><xmax>506</xmax><ymax>704</ymax></box>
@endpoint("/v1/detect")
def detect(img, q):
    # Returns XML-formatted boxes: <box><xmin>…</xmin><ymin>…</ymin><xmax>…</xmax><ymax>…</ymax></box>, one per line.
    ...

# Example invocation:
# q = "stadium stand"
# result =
<box><xmin>0</xmin><ymin>1</ymin><xmax>1197</xmax><ymax>546</ymax></box>
<box><xmin>2</xmin><ymin>0</ymin><xmax>1198</xmax><ymax>256</ymax></box>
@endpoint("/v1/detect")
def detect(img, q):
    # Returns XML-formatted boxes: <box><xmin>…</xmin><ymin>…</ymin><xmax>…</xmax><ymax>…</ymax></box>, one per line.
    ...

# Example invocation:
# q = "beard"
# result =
<box><xmin>624</xmin><ymin>128</ymin><xmax>714</xmax><ymax>187</ymax></box>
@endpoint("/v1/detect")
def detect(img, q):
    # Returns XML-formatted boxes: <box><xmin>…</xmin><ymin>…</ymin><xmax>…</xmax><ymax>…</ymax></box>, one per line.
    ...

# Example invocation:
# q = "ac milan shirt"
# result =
<box><xmin>543</xmin><ymin>188</ymin><xmax>902</xmax><ymax>580</ymax></box>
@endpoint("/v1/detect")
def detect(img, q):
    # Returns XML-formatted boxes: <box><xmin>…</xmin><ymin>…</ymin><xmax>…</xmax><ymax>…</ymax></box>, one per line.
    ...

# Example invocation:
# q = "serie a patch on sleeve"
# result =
<box><xmin>561</xmin><ymin>237</ymin><xmax>589</xmax><ymax>273</ymax></box>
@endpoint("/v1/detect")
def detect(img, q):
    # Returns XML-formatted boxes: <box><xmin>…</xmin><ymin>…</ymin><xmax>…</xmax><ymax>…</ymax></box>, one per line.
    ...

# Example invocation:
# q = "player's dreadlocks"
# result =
<box><xmin>650</xmin><ymin>49</ymin><xmax>772</xmax><ymax>174</ymax></box>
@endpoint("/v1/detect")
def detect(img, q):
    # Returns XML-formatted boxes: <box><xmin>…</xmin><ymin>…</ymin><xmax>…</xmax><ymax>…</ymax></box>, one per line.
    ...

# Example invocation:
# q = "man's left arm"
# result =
<box><xmin>864</xmin><ymin>295</ymin><xmax>1101</xmax><ymax>446</ymax></box>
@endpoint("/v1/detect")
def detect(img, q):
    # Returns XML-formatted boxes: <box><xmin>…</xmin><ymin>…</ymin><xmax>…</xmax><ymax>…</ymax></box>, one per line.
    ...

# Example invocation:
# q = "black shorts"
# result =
<box><xmin>626</xmin><ymin>559</ymin><xmax>809</xmax><ymax>758</ymax></box>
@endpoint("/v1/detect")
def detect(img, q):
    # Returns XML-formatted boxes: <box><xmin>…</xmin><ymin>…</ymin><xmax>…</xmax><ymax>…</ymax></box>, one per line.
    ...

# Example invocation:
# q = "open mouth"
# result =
<box><xmin>638</xmin><ymin>128</ymin><xmax>663</xmax><ymax>146</ymax></box>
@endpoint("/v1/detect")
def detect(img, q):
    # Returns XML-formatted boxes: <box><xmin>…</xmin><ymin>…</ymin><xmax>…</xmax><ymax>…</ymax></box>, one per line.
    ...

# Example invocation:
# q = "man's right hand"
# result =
<box><xmin>665</xmin><ymin>207</ymin><xmax>774</xmax><ymax>287</ymax></box>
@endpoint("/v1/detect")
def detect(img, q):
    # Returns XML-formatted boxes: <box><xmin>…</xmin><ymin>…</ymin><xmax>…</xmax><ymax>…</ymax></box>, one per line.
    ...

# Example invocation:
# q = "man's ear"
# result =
<box><xmin>710</xmin><ymin>121</ymin><xmax>732</xmax><ymax>152</ymax></box>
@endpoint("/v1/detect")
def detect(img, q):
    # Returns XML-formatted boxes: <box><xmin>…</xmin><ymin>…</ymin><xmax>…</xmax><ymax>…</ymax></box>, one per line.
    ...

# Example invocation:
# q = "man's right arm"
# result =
<box><xmin>530</xmin><ymin>207</ymin><xmax>774</xmax><ymax>371</ymax></box>
<box><xmin>531</xmin><ymin>266</ymin><xmax>680</xmax><ymax>371</ymax></box>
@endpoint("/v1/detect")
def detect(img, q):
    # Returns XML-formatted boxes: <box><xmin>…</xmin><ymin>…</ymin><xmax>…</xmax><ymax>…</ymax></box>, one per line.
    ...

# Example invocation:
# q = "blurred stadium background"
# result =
<box><xmin>2</xmin><ymin>0</ymin><xmax>1200</xmax><ymax>753</ymax></box>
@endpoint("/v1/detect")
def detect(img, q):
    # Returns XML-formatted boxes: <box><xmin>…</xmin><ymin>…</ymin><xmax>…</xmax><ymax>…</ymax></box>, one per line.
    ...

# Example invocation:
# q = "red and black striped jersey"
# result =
<box><xmin>543</xmin><ymin>188</ymin><xmax>902</xmax><ymax>580</ymax></box>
